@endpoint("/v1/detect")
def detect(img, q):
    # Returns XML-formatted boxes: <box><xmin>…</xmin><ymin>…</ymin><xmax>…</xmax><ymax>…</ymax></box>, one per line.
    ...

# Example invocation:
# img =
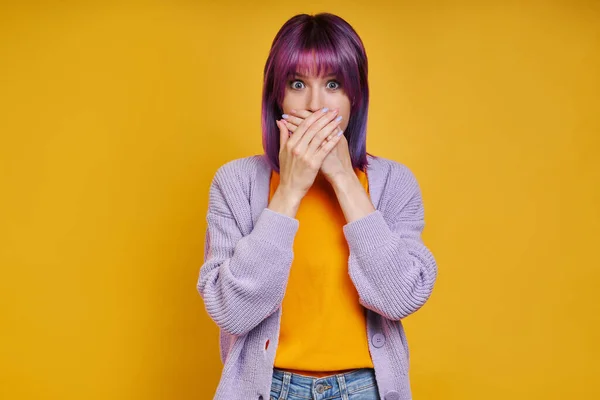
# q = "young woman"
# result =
<box><xmin>197</xmin><ymin>12</ymin><xmax>437</xmax><ymax>400</ymax></box>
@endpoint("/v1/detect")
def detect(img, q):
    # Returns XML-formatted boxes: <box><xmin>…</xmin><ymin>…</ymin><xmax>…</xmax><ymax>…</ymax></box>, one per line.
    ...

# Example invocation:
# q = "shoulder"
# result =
<box><xmin>368</xmin><ymin>154</ymin><xmax>424</xmax><ymax>219</ymax></box>
<box><xmin>213</xmin><ymin>154</ymin><xmax>264</xmax><ymax>184</ymax></box>
<box><xmin>208</xmin><ymin>155</ymin><xmax>266</xmax><ymax>213</ymax></box>
<box><xmin>368</xmin><ymin>154</ymin><xmax>420</xmax><ymax>191</ymax></box>
<box><xmin>210</xmin><ymin>154</ymin><xmax>267</xmax><ymax>195</ymax></box>
<box><xmin>206</xmin><ymin>155</ymin><xmax>264</xmax><ymax>219</ymax></box>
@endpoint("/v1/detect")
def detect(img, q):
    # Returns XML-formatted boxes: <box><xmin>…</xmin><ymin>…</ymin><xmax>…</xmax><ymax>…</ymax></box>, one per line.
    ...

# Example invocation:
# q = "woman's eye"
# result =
<box><xmin>289</xmin><ymin>80</ymin><xmax>341</xmax><ymax>90</ymax></box>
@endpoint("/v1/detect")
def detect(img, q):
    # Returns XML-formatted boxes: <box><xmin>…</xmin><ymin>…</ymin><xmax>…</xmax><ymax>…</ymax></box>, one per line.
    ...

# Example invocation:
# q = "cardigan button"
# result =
<box><xmin>384</xmin><ymin>390</ymin><xmax>400</xmax><ymax>400</ymax></box>
<box><xmin>371</xmin><ymin>333</ymin><xmax>386</xmax><ymax>348</ymax></box>
<box><xmin>258</xmin><ymin>396</ymin><xmax>263</xmax><ymax>400</ymax></box>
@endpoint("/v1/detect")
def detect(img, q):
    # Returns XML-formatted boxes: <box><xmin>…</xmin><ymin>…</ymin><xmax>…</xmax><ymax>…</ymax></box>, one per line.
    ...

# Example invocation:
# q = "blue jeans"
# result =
<box><xmin>269</xmin><ymin>367</ymin><xmax>381</xmax><ymax>400</ymax></box>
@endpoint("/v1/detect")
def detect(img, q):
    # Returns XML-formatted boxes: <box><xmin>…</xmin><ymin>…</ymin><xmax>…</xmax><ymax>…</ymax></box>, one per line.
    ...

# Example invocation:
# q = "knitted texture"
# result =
<box><xmin>197</xmin><ymin>154</ymin><xmax>437</xmax><ymax>400</ymax></box>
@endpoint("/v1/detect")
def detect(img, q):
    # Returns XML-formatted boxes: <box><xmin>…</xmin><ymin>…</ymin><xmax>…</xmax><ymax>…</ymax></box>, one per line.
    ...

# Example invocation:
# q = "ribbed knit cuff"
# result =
<box><xmin>251</xmin><ymin>207</ymin><xmax>300</xmax><ymax>250</ymax></box>
<box><xmin>343</xmin><ymin>210</ymin><xmax>394</xmax><ymax>257</ymax></box>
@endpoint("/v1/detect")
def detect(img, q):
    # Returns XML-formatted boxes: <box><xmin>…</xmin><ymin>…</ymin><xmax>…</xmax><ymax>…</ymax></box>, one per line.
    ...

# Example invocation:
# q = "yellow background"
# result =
<box><xmin>1</xmin><ymin>1</ymin><xmax>598</xmax><ymax>399</ymax></box>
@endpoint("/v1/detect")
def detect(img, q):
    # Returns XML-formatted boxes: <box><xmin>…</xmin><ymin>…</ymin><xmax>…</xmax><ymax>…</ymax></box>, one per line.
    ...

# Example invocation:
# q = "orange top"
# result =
<box><xmin>269</xmin><ymin>168</ymin><xmax>374</xmax><ymax>372</ymax></box>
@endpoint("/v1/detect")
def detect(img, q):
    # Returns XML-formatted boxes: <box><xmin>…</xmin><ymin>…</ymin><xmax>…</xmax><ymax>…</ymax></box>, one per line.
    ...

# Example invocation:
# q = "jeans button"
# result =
<box><xmin>316</xmin><ymin>383</ymin><xmax>325</xmax><ymax>393</ymax></box>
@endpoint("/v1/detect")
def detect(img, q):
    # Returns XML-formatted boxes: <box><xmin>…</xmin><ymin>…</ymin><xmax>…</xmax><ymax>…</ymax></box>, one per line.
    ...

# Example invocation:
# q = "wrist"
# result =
<box><xmin>330</xmin><ymin>169</ymin><xmax>358</xmax><ymax>191</ymax></box>
<box><xmin>268</xmin><ymin>186</ymin><xmax>303</xmax><ymax>218</ymax></box>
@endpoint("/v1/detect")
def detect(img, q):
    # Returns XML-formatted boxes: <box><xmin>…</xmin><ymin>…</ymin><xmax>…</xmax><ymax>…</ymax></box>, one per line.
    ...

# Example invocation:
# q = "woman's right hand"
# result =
<box><xmin>275</xmin><ymin>107</ymin><xmax>344</xmax><ymax>200</ymax></box>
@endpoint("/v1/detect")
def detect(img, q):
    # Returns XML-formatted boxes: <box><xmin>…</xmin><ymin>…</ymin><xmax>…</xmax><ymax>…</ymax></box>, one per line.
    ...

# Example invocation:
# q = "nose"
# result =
<box><xmin>307</xmin><ymin>88</ymin><xmax>326</xmax><ymax>113</ymax></box>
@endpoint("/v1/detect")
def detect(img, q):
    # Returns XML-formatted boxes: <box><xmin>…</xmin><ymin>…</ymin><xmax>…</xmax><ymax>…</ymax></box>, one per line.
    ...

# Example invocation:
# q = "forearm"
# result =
<box><xmin>343</xmin><ymin>210</ymin><xmax>438</xmax><ymax>320</ymax></box>
<box><xmin>338</xmin><ymin>165</ymin><xmax>438</xmax><ymax>320</ymax></box>
<box><xmin>331</xmin><ymin>170</ymin><xmax>376</xmax><ymax>223</ymax></box>
<box><xmin>268</xmin><ymin>186</ymin><xmax>303</xmax><ymax>218</ymax></box>
<box><xmin>198</xmin><ymin>208</ymin><xmax>298</xmax><ymax>336</ymax></box>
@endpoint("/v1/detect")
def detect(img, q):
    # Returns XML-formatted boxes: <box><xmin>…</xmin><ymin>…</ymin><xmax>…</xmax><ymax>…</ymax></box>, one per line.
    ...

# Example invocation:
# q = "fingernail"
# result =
<box><xmin>337</xmin><ymin>129</ymin><xmax>344</xmax><ymax>136</ymax></box>
<box><xmin>282</xmin><ymin>114</ymin><xmax>289</xmax><ymax>119</ymax></box>
<box><xmin>335</xmin><ymin>115</ymin><xmax>342</xmax><ymax>121</ymax></box>
<box><xmin>321</xmin><ymin>107</ymin><xmax>329</xmax><ymax>113</ymax></box>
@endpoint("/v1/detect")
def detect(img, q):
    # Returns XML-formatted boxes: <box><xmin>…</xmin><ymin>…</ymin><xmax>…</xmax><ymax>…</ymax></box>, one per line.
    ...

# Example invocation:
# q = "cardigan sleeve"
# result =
<box><xmin>197</xmin><ymin>165</ymin><xmax>299</xmax><ymax>336</ymax></box>
<box><xmin>343</xmin><ymin>164</ymin><xmax>437</xmax><ymax>320</ymax></box>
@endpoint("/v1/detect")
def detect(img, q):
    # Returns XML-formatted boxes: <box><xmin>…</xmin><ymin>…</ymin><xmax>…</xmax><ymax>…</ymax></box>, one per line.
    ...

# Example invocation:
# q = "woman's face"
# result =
<box><xmin>281</xmin><ymin>69</ymin><xmax>351</xmax><ymax>131</ymax></box>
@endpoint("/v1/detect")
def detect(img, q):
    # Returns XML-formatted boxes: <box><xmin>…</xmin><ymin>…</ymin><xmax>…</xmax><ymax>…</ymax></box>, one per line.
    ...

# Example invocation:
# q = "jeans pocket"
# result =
<box><xmin>270</xmin><ymin>382</ymin><xmax>282</xmax><ymax>400</ymax></box>
<box><xmin>347</xmin><ymin>383</ymin><xmax>380</xmax><ymax>400</ymax></box>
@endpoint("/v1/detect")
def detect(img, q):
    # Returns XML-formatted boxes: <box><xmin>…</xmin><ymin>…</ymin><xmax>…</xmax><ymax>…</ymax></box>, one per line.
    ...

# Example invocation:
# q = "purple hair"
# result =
<box><xmin>261</xmin><ymin>13</ymin><xmax>374</xmax><ymax>173</ymax></box>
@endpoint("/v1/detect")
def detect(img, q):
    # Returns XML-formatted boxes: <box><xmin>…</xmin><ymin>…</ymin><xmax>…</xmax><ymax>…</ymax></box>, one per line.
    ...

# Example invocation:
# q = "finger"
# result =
<box><xmin>295</xmin><ymin>108</ymin><xmax>340</xmax><ymax>156</ymax></box>
<box><xmin>324</xmin><ymin>126</ymin><xmax>344</xmax><ymax>142</ymax></box>
<box><xmin>313</xmin><ymin>122</ymin><xmax>343</xmax><ymax>153</ymax></box>
<box><xmin>306</xmin><ymin>114</ymin><xmax>343</xmax><ymax>156</ymax></box>
<box><xmin>287</xmin><ymin>109</ymin><xmax>312</xmax><ymax>133</ymax></box>
<box><xmin>276</xmin><ymin>119</ymin><xmax>289</xmax><ymax>150</ymax></box>
<box><xmin>281</xmin><ymin>114</ymin><xmax>304</xmax><ymax>127</ymax></box>
<box><xmin>289</xmin><ymin>109</ymin><xmax>313</xmax><ymax>119</ymax></box>
<box><xmin>285</xmin><ymin>110</ymin><xmax>336</xmax><ymax>137</ymax></box>
<box><xmin>283</xmin><ymin>120</ymin><xmax>298</xmax><ymax>133</ymax></box>
<box><xmin>286</xmin><ymin>107</ymin><xmax>334</xmax><ymax>149</ymax></box>
<box><xmin>289</xmin><ymin>109</ymin><xmax>340</xmax><ymax>142</ymax></box>
<box><xmin>282</xmin><ymin>110</ymin><xmax>308</xmax><ymax>134</ymax></box>
<box><xmin>315</xmin><ymin>129</ymin><xmax>343</xmax><ymax>160</ymax></box>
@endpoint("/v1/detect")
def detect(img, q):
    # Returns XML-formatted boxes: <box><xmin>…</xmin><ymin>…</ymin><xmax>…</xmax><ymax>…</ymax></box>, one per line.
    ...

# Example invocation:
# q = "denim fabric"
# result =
<box><xmin>269</xmin><ymin>368</ymin><xmax>380</xmax><ymax>400</ymax></box>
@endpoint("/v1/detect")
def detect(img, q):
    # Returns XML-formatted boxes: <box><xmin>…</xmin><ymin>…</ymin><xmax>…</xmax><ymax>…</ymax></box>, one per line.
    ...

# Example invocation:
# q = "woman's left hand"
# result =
<box><xmin>282</xmin><ymin>109</ymin><xmax>354</xmax><ymax>184</ymax></box>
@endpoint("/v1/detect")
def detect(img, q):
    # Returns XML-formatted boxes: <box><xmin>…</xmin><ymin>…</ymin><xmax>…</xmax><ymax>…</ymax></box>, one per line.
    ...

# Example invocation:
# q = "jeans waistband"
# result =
<box><xmin>272</xmin><ymin>367</ymin><xmax>374</xmax><ymax>384</ymax></box>
<box><xmin>271</xmin><ymin>367</ymin><xmax>378</xmax><ymax>398</ymax></box>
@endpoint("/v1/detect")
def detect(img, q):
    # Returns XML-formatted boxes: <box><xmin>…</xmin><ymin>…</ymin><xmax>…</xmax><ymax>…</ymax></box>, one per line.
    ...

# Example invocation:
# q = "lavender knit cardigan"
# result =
<box><xmin>197</xmin><ymin>153</ymin><xmax>437</xmax><ymax>400</ymax></box>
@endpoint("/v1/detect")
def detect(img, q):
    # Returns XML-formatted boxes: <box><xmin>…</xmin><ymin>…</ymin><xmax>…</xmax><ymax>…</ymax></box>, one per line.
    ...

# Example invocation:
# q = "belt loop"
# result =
<box><xmin>336</xmin><ymin>374</ymin><xmax>349</xmax><ymax>400</ymax></box>
<box><xmin>280</xmin><ymin>371</ymin><xmax>292</xmax><ymax>399</ymax></box>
